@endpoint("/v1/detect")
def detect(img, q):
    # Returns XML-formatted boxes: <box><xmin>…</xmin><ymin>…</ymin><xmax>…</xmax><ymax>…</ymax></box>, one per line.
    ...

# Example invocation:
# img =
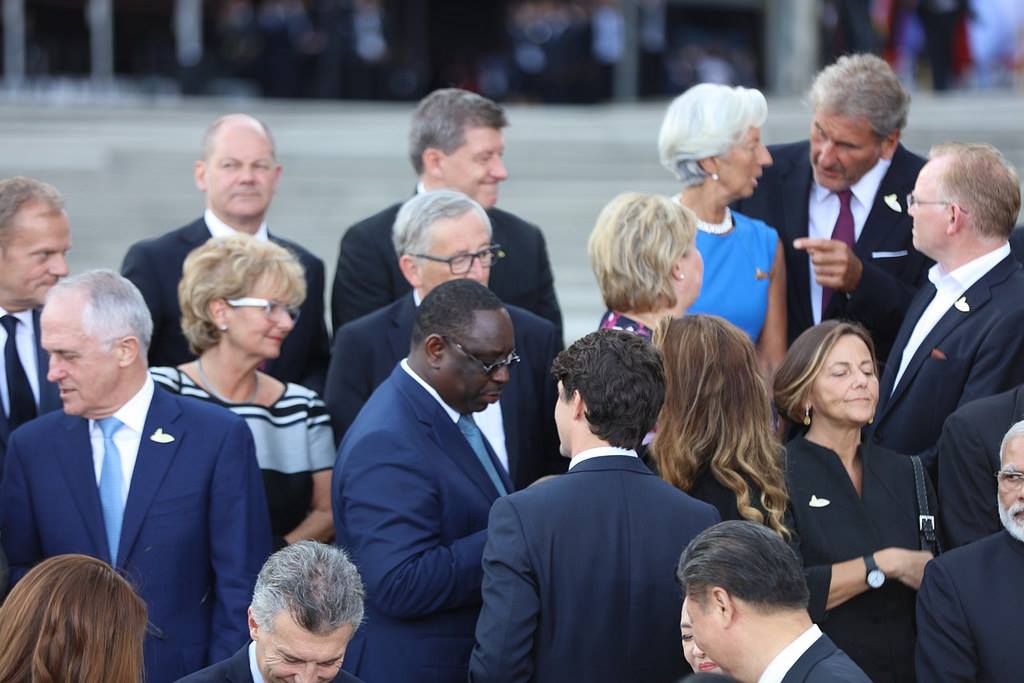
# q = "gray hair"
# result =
<box><xmin>1000</xmin><ymin>420</ymin><xmax>1024</xmax><ymax>464</ymax></box>
<box><xmin>658</xmin><ymin>83</ymin><xmax>768</xmax><ymax>186</ymax></box>
<box><xmin>250</xmin><ymin>541</ymin><xmax>365</xmax><ymax>635</ymax></box>
<box><xmin>47</xmin><ymin>270</ymin><xmax>153</xmax><ymax>352</ymax></box>
<box><xmin>808</xmin><ymin>53</ymin><xmax>910</xmax><ymax>138</ymax></box>
<box><xmin>0</xmin><ymin>177</ymin><xmax>65</xmax><ymax>247</ymax></box>
<box><xmin>408</xmin><ymin>89</ymin><xmax>508</xmax><ymax>175</ymax></box>
<box><xmin>392</xmin><ymin>190</ymin><xmax>492</xmax><ymax>257</ymax></box>
<box><xmin>201</xmin><ymin>113</ymin><xmax>276</xmax><ymax>161</ymax></box>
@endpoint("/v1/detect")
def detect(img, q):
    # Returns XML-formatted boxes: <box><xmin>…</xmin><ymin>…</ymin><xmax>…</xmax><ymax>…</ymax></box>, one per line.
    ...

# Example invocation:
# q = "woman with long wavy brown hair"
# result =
<box><xmin>0</xmin><ymin>554</ymin><xmax>147</xmax><ymax>683</ymax></box>
<box><xmin>651</xmin><ymin>314</ymin><xmax>789</xmax><ymax>535</ymax></box>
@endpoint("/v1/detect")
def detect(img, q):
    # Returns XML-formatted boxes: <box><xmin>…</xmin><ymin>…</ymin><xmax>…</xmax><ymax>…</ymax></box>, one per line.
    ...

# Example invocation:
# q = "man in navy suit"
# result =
<box><xmin>677</xmin><ymin>521</ymin><xmax>870</xmax><ymax>683</ymax></box>
<box><xmin>0</xmin><ymin>177</ymin><xmax>69</xmax><ymax>471</ymax></box>
<box><xmin>178</xmin><ymin>541</ymin><xmax>366</xmax><ymax>683</ymax></box>
<box><xmin>121</xmin><ymin>114</ymin><xmax>330</xmax><ymax>392</ymax></box>
<box><xmin>734</xmin><ymin>54</ymin><xmax>928</xmax><ymax>363</ymax></box>
<box><xmin>916</xmin><ymin>419</ymin><xmax>1024</xmax><ymax>682</ymax></box>
<box><xmin>868</xmin><ymin>143</ymin><xmax>1024</xmax><ymax>469</ymax></box>
<box><xmin>0</xmin><ymin>270</ymin><xmax>272</xmax><ymax>683</ymax></box>
<box><xmin>333</xmin><ymin>279</ymin><xmax>516</xmax><ymax>683</ymax></box>
<box><xmin>469</xmin><ymin>330</ymin><xmax>719</xmax><ymax>683</ymax></box>
<box><xmin>330</xmin><ymin>88</ymin><xmax>562</xmax><ymax>340</ymax></box>
<box><xmin>325</xmin><ymin>189</ymin><xmax>562</xmax><ymax>488</ymax></box>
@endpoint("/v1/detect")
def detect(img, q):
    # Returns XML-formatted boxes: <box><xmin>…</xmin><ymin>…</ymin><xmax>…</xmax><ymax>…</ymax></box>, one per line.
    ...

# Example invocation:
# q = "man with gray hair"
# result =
<box><xmin>916</xmin><ymin>419</ymin><xmax>1024</xmax><ymax>682</ymax></box>
<box><xmin>325</xmin><ymin>189</ymin><xmax>562</xmax><ymax>488</ymax></box>
<box><xmin>330</xmin><ymin>88</ymin><xmax>562</xmax><ymax>339</ymax></box>
<box><xmin>0</xmin><ymin>269</ymin><xmax>272</xmax><ymax>683</ymax></box>
<box><xmin>178</xmin><ymin>541</ymin><xmax>366</xmax><ymax>682</ymax></box>
<box><xmin>735</xmin><ymin>53</ymin><xmax>928</xmax><ymax>363</ymax></box>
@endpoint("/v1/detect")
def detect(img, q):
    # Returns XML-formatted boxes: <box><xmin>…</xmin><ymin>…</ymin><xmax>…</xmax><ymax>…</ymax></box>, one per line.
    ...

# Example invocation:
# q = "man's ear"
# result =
<box><xmin>421</xmin><ymin>147</ymin><xmax>445</xmax><ymax>181</ymax></box>
<box><xmin>114</xmin><ymin>336</ymin><xmax>141</xmax><ymax>368</ymax></box>
<box><xmin>422</xmin><ymin>333</ymin><xmax>447</xmax><ymax>369</ymax></box>
<box><xmin>247</xmin><ymin>607</ymin><xmax>260</xmax><ymax>642</ymax></box>
<box><xmin>399</xmin><ymin>254</ymin><xmax>423</xmax><ymax>290</ymax></box>
<box><xmin>570</xmin><ymin>390</ymin><xmax>587</xmax><ymax>422</ymax></box>
<box><xmin>194</xmin><ymin>159</ymin><xmax>208</xmax><ymax>192</ymax></box>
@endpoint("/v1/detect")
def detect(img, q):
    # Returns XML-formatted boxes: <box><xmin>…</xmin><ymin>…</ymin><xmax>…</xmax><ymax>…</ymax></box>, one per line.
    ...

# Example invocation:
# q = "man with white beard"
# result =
<box><xmin>916</xmin><ymin>419</ymin><xmax>1024</xmax><ymax>682</ymax></box>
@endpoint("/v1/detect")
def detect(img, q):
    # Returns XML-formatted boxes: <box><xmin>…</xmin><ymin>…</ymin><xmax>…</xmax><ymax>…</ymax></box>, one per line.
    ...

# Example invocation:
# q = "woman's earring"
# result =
<box><xmin>675</xmin><ymin>273</ymin><xmax>685</xmax><ymax>281</ymax></box>
<box><xmin>867</xmin><ymin>416</ymin><xmax>874</xmax><ymax>425</ymax></box>
<box><xmin>803</xmin><ymin>406</ymin><xmax>811</xmax><ymax>426</ymax></box>
<box><xmin>218</xmin><ymin>324</ymin><xmax>228</xmax><ymax>332</ymax></box>
<box><xmin>711</xmin><ymin>172</ymin><xmax>720</xmax><ymax>181</ymax></box>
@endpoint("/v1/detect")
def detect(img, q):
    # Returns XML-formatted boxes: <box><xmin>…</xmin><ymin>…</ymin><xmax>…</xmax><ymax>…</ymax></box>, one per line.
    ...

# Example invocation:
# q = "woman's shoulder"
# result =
<box><xmin>150</xmin><ymin>366</ymin><xmax>188</xmax><ymax>393</ymax></box>
<box><xmin>731</xmin><ymin>209</ymin><xmax>777</xmax><ymax>236</ymax></box>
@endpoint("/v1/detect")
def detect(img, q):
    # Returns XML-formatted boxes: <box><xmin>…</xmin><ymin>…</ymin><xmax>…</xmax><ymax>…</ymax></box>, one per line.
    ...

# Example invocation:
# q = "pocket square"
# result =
<box><xmin>149</xmin><ymin>428</ymin><xmax>175</xmax><ymax>444</ymax></box>
<box><xmin>871</xmin><ymin>250</ymin><xmax>908</xmax><ymax>259</ymax></box>
<box><xmin>930</xmin><ymin>348</ymin><xmax>947</xmax><ymax>361</ymax></box>
<box><xmin>809</xmin><ymin>495</ymin><xmax>830</xmax><ymax>508</ymax></box>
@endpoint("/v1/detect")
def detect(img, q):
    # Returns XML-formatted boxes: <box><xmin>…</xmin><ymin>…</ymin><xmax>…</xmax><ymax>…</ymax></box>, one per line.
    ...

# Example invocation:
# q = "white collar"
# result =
<box><xmin>400</xmin><ymin>358</ymin><xmax>461</xmax><ymax>424</ymax></box>
<box><xmin>0</xmin><ymin>306</ymin><xmax>35</xmax><ymax>327</ymax></box>
<box><xmin>248</xmin><ymin>641</ymin><xmax>266</xmax><ymax>683</ymax></box>
<box><xmin>757</xmin><ymin>624</ymin><xmax>822</xmax><ymax>683</ymax></box>
<box><xmin>568</xmin><ymin>445</ymin><xmax>637</xmax><ymax>471</ymax></box>
<box><xmin>89</xmin><ymin>374</ymin><xmax>155</xmax><ymax>436</ymax></box>
<box><xmin>204</xmin><ymin>208</ymin><xmax>269</xmax><ymax>242</ymax></box>
<box><xmin>811</xmin><ymin>156</ymin><xmax>891</xmax><ymax>210</ymax></box>
<box><xmin>928</xmin><ymin>243</ymin><xmax>1010</xmax><ymax>294</ymax></box>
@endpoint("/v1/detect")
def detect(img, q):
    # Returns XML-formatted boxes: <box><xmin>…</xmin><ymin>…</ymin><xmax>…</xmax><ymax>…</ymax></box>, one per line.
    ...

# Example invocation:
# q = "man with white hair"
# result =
<box><xmin>0</xmin><ymin>270</ymin><xmax>272</xmax><ymax>683</ymax></box>
<box><xmin>916</xmin><ymin>419</ymin><xmax>1024</xmax><ymax>682</ymax></box>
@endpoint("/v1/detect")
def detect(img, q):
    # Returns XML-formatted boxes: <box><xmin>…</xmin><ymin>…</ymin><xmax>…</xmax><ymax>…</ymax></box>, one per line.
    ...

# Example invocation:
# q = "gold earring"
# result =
<box><xmin>803</xmin><ymin>407</ymin><xmax>811</xmax><ymax>426</ymax></box>
<box><xmin>867</xmin><ymin>416</ymin><xmax>874</xmax><ymax>425</ymax></box>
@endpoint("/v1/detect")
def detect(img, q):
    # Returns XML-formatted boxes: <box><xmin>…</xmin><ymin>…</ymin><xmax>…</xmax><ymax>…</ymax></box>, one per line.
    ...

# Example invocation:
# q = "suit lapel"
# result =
<box><xmin>499</xmin><ymin>380</ymin><xmax>521</xmax><ymax>487</ymax></box>
<box><xmin>32</xmin><ymin>308</ymin><xmax>60</xmax><ymax>412</ymax></box>
<box><xmin>56</xmin><ymin>415</ymin><xmax>110</xmax><ymax>559</ymax></box>
<box><xmin>781</xmin><ymin>155</ymin><xmax>814</xmax><ymax>327</ymax></box>
<box><xmin>852</xmin><ymin>148</ymin><xmax>911</xmax><ymax>258</ymax></box>
<box><xmin>181</xmin><ymin>217</ymin><xmax>212</xmax><ymax>250</ymax></box>
<box><xmin>780</xmin><ymin>633</ymin><xmax>833</xmax><ymax>683</ymax></box>
<box><xmin>388</xmin><ymin>295</ymin><xmax>416</xmax><ymax>362</ymax></box>
<box><xmin>878</xmin><ymin>282</ymin><xmax>935</xmax><ymax>405</ymax></box>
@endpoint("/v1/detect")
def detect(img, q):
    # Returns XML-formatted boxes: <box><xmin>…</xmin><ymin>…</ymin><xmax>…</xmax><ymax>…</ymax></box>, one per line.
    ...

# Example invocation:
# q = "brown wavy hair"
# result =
<box><xmin>651</xmin><ymin>315</ymin><xmax>789</xmax><ymax>536</ymax></box>
<box><xmin>0</xmin><ymin>554</ymin><xmax>147</xmax><ymax>683</ymax></box>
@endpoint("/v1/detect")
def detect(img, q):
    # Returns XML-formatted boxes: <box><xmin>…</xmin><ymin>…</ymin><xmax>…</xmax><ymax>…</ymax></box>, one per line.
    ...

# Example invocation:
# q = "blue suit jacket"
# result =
<box><xmin>0</xmin><ymin>385</ymin><xmax>272</xmax><ymax>683</ymax></box>
<box><xmin>333</xmin><ymin>365</ymin><xmax>512</xmax><ymax>683</ymax></box>
<box><xmin>916</xmin><ymin>530</ymin><xmax>1024</xmax><ymax>683</ymax></box>
<box><xmin>176</xmin><ymin>643</ymin><xmax>365</xmax><ymax>683</ymax></box>
<box><xmin>469</xmin><ymin>455</ymin><xmax>720</xmax><ymax>683</ymax></box>
<box><xmin>781</xmin><ymin>633</ymin><xmax>872</xmax><ymax>682</ymax></box>
<box><xmin>325</xmin><ymin>294</ymin><xmax>563</xmax><ymax>488</ymax></box>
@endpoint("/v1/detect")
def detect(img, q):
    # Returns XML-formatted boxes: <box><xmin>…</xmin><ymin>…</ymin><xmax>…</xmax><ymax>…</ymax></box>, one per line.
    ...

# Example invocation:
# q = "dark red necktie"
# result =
<box><xmin>821</xmin><ymin>189</ymin><xmax>855</xmax><ymax>314</ymax></box>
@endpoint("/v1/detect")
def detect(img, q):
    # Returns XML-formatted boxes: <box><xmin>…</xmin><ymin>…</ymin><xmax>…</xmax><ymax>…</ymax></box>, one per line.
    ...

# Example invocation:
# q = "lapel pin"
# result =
<box><xmin>755</xmin><ymin>267</ymin><xmax>769</xmax><ymax>280</ymax></box>
<box><xmin>884</xmin><ymin>194</ymin><xmax>901</xmax><ymax>213</ymax></box>
<box><xmin>954</xmin><ymin>296</ymin><xmax>970</xmax><ymax>313</ymax></box>
<box><xmin>809</xmin><ymin>495</ymin><xmax>831</xmax><ymax>508</ymax></box>
<box><xmin>149</xmin><ymin>428</ymin><xmax>175</xmax><ymax>444</ymax></box>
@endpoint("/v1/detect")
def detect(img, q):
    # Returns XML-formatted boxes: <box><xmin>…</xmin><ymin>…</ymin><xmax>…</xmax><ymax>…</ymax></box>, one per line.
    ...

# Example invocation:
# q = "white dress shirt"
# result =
<box><xmin>567</xmin><ymin>445</ymin><xmax>637</xmax><ymax>471</ymax></box>
<box><xmin>0</xmin><ymin>306</ymin><xmax>41</xmax><ymax>417</ymax></box>
<box><xmin>757</xmin><ymin>624</ymin><xmax>823</xmax><ymax>683</ymax></box>
<box><xmin>248</xmin><ymin>641</ymin><xmax>266</xmax><ymax>682</ymax></box>
<box><xmin>89</xmin><ymin>375</ymin><xmax>156</xmax><ymax>505</ymax></box>
<box><xmin>891</xmin><ymin>244</ymin><xmax>1011</xmax><ymax>392</ymax></box>
<box><xmin>807</xmin><ymin>157</ymin><xmax>891</xmax><ymax>324</ymax></box>
<box><xmin>204</xmin><ymin>208</ymin><xmax>269</xmax><ymax>242</ymax></box>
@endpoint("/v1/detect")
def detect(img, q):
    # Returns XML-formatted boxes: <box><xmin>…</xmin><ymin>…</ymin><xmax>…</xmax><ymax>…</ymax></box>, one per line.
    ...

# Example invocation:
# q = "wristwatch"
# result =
<box><xmin>864</xmin><ymin>554</ymin><xmax>886</xmax><ymax>589</ymax></box>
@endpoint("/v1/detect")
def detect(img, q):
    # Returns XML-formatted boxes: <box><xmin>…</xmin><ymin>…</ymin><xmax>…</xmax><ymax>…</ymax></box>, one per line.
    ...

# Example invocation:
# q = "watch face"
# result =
<box><xmin>867</xmin><ymin>569</ymin><xmax>886</xmax><ymax>588</ymax></box>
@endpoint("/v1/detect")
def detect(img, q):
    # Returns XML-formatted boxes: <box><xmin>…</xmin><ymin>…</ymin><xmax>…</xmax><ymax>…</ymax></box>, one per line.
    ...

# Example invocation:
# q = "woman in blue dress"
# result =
<box><xmin>659</xmin><ymin>83</ymin><xmax>787</xmax><ymax>378</ymax></box>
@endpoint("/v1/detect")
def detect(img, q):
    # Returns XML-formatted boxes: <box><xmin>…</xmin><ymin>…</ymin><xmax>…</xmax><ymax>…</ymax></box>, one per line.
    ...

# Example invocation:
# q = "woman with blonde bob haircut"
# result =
<box><xmin>650</xmin><ymin>315</ymin><xmax>789</xmax><ymax>535</ymax></box>
<box><xmin>658</xmin><ymin>83</ymin><xmax>785</xmax><ymax>377</ymax></box>
<box><xmin>0</xmin><ymin>554</ymin><xmax>147</xmax><ymax>683</ymax></box>
<box><xmin>589</xmin><ymin>191</ymin><xmax>703</xmax><ymax>338</ymax></box>
<box><xmin>152</xmin><ymin>234</ymin><xmax>335</xmax><ymax>549</ymax></box>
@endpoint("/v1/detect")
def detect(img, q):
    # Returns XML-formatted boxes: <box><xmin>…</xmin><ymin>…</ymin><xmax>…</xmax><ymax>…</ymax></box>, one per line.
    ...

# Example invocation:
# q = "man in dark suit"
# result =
<box><xmin>0</xmin><ymin>177</ymin><xmax>69</xmax><ymax>471</ymax></box>
<box><xmin>325</xmin><ymin>190</ymin><xmax>562</xmax><ymax>488</ymax></box>
<box><xmin>734</xmin><ymin>54</ymin><xmax>928</xmax><ymax>363</ymax></box>
<box><xmin>177</xmin><ymin>541</ymin><xmax>365</xmax><ymax>683</ymax></box>
<box><xmin>868</xmin><ymin>143</ymin><xmax>1024</xmax><ymax>470</ymax></box>
<box><xmin>469</xmin><ymin>330</ymin><xmax>719</xmax><ymax>683</ymax></box>
<box><xmin>0</xmin><ymin>270</ymin><xmax>272</xmax><ymax>683</ymax></box>
<box><xmin>333</xmin><ymin>279</ymin><xmax>516</xmax><ymax>683</ymax></box>
<box><xmin>937</xmin><ymin>385</ymin><xmax>1024</xmax><ymax>548</ymax></box>
<box><xmin>916</xmin><ymin>419</ymin><xmax>1024</xmax><ymax>682</ymax></box>
<box><xmin>121</xmin><ymin>114</ymin><xmax>330</xmax><ymax>392</ymax></box>
<box><xmin>677</xmin><ymin>521</ymin><xmax>870</xmax><ymax>683</ymax></box>
<box><xmin>330</xmin><ymin>88</ymin><xmax>562</xmax><ymax>340</ymax></box>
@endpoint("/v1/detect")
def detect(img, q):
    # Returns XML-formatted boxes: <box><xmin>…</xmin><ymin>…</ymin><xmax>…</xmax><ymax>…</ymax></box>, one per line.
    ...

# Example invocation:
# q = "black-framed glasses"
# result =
<box><xmin>412</xmin><ymin>244</ymin><xmax>505</xmax><ymax>275</ymax></box>
<box><xmin>226</xmin><ymin>297</ymin><xmax>301</xmax><ymax>322</ymax></box>
<box><xmin>443</xmin><ymin>335</ymin><xmax>520</xmax><ymax>375</ymax></box>
<box><xmin>906</xmin><ymin>193</ymin><xmax>950</xmax><ymax>209</ymax></box>
<box><xmin>995</xmin><ymin>469</ymin><xmax>1024</xmax><ymax>491</ymax></box>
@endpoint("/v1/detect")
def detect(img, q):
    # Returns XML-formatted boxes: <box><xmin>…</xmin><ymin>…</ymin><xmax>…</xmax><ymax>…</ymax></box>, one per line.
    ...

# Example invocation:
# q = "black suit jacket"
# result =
<box><xmin>330</xmin><ymin>202</ymin><xmax>563</xmax><ymax>341</ymax></box>
<box><xmin>780</xmin><ymin>633</ymin><xmax>872</xmax><ymax>683</ymax></box>
<box><xmin>324</xmin><ymin>294</ymin><xmax>563</xmax><ymax>489</ymax></box>
<box><xmin>176</xmin><ymin>643</ymin><xmax>365</xmax><ymax>683</ymax></box>
<box><xmin>734</xmin><ymin>141</ymin><xmax>928</xmax><ymax>362</ymax></box>
<box><xmin>937</xmin><ymin>386</ymin><xmax>1024</xmax><ymax>549</ymax></box>
<box><xmin>868</xmin><ymin>254</ymin><xmax>1024</xmax><ymax>469</ymax></box>
<box><xmin>916</xmin><ymin>530</ymin><xmax>1024</xmax><ymax>683</ymax></box>
<box><xmin>121</xmin><ymin>218</ymin><xmax>330</xmax><ymax>393</ymax></box>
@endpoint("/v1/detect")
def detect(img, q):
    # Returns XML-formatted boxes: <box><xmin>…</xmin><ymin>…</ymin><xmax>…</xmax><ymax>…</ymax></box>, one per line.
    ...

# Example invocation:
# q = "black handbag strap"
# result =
<box><xmin>910</xmin><ymin>455</ymin><xmax>941</xmax><ymax>555</ymax></box>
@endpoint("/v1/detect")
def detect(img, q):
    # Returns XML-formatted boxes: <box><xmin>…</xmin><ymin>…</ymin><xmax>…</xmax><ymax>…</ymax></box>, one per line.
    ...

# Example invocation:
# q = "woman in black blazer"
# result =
<box><xmin>774</xmin><ymin>320</ymin><xmax>937</xmax><ymax>683</ymax></box>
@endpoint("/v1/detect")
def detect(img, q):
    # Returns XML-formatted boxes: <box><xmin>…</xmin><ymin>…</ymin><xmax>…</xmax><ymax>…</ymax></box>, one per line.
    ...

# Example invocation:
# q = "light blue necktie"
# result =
<box><xmin>98</xmin><ymin>416</ymin><xmax>125</xmax><ymax>564</ymax></box>
<box><xmin>458</xmin><ymin>414</ymin><xmax>508</xmax><ymax>496</ymax></box>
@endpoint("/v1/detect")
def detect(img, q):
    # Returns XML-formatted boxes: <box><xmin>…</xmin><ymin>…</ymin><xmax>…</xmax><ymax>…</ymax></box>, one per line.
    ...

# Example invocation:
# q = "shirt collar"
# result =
<box><xmin>927</xmin><ymin>243</ymin><xmax>1011</xmax><ymax>293</ymax></box>
<box><xmin>204</xmin><ymin>208</ymin><xmax>269</xmax><ymax>242</ymax></box>
<box><xmin>400</xmin><ymin>358</ymin><xmax>461</xmax><ymax>424</ymax></box>
<box><xmin>0</xmin><ymin>306</ymin><xmax>35</xmax><ymax>327</ymax></box>
<box><xmin>811</xmin><ymin>156</ymin><xmax>892</xmax><ymax>210</ymax></box>
<box><xmin>568</xmin><ymin>445</ymin><xmax>637</xmax><ymax>471</ymax></box>
<box><xmin>89</xmin><ymin>374</ymin><xmax>155</xmax><ymax>436</ymax></box>
<box><xmin>757</xmin><ymin>624</ymin><xmax>822</xmax><ymax>683</ymax></box>
<box><xmin>248</xmin><ymin>641</ymin><xmax>266</xmax><ymax>683</ymax></box>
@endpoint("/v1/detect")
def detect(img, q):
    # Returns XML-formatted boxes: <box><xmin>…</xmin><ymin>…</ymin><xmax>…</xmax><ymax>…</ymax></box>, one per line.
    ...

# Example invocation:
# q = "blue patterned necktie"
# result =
<box><xmin>98</xmin><ymin>416</ymin><xmax>125</xmax><ymax>564</ymax></box>
<box><xmin>457</xmin><ymin>414</ymin><xmax>508</xmax><ymax>496</ymax></box>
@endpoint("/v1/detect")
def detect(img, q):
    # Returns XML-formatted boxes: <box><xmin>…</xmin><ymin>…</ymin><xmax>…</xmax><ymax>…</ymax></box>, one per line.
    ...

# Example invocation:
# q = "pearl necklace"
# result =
<box><xmin>696</xmin><ymin>206</ymin><xmax>734</xmax><ymax>235</ymax></box>
<box><xmin>197</xmin><ymin>358</ymin><xmax>260</xmax><ymax>404</ymax></box>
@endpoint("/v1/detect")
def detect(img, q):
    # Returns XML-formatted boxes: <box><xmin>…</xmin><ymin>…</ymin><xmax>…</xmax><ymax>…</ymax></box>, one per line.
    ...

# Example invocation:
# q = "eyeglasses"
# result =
<box><xmin>995</xmin><ymin>469</ymin><xmax>1024</xmax><ymax>491</ymax></box>
<box><xmin>412</xmin><ymin>244</ymin><xmax>505</xmax><ymax>275</ymax></box>
<box><xmin>906</xmin><ymin>193</ymin><xmax>950</xmax><ymax>209</ymax></box>
<box><xmin>226</xmin><ymin>297</ymin><xmax>301</xmax><ymax>322</ymax></box>
<box><xmin>444</xmin><ymin>336</ymin><xmax>520</xmax><ymax>375</ymax></box>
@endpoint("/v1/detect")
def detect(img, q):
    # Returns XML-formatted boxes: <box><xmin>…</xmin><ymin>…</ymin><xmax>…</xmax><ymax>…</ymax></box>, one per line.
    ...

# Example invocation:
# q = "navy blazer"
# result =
<box><xmin>176</xmin><ymin>643</ymin><xmax>365</xmax><ymax>683</ymax></box>
<box><xmin>0</xmin><ymin>386</ymin><xmax>272</xmax><ymax>683</ymax></box>
<box><xmin>734</xmin><ymin>141</ymin><xmax>928</xmax><ymax>363</ymax></box>
<box><xmin>330</xmin><ymin>202</ymin><xmax>563</xmax><ymax>340</ymax></box>
<box><xmin>333</xmin><ymin>365</ymin><xmax>513</xmax><ymax>683</ymax></box>
<box><xmin>468</xmin><ymin>455</ymin><xmax>719</xmax><ymax>683</ymax></box>
<box><xmin>868</xmin><ymin>254</ymin><xmax>1024</xmax><ymax>469</ymax></box>
<box><xmin>916</xmin><ymin>530</ymin><xmax>1024</xmax><ymax>682</ymax></box>
<box><xmin>324</xmin><ymin>294</ymin><xmax>563</xmax><ymax>488</ymax></box>
<box><xmin>121</xmin><ymin>217</ymin><xmax>331</xmax><ymax>393</ymax></box>
<box><xmin>780</xmin><ymin>633</ymin><xmax>872</xmax><ymax>683</ymax></box>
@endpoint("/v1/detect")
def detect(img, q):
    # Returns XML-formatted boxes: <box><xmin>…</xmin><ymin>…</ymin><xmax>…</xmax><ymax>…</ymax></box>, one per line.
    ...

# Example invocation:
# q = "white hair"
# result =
<box><xmin>392</xmin><ymin>189</ymin><xmax>492</xmax><ymax>257</ymax></box>
<box><xmin>998</xmin><ymin>420</ymin><xmax>1024</xmax><ymax>541</ymax></box>
<box><xmin>999</xmin><ymin>420</ymin><xmax>1024</xmax><ymax>464</ymax></box>
<box><xmin>658</xmin><ymin>83</ymin><xmax>768</xmax><ymax>187</ymax></box>
<box><xmin>47</xmin><ymin>269</ymin><xmax>153</xmax><ymax>352</ymax></box>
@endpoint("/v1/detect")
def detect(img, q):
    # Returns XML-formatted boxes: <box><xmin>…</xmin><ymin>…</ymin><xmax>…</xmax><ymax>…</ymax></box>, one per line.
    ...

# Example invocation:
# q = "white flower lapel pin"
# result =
<box><xmin>954</xmin><ymin>296</ymin><xmax>970</xmax><ymax>313</ymax></box>
<box><xmin>149</xmin><ymin>428</ymin><xmax>175</xmax><ymax>444</ymax></box>
<box><xmin>884</xmin><ymin>194</ymin><xmax>901</xmax><ymax>213</ymax></box>
<box><xmin>809</xmin><ymin>495</ymin><xmax>831</xmax><ymax>508</ymax></box>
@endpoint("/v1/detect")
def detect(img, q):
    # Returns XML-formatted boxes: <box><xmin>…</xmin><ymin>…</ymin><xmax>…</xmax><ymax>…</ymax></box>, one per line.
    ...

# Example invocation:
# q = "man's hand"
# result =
<box><xmin>793</xmin><ymin>237</ymin><xmax>864</xmax><ymax>291</ymax></box>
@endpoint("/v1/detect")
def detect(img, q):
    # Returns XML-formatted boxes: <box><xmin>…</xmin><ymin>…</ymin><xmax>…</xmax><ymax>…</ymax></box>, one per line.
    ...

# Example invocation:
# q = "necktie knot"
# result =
<box><xmin>457</xmin><ymin>414</ymin><xmax>480</xmax><ymax>436</ymax></box>
<box><xmin>0</xmin><ymin>315</ymin><xmax>18</xmax><ymax>335</ymax></box>
<box><xmin>837</xmin><ymin>189</ymin><xmax>853</xmax><ymax>208</ymax></box>
<box><xmin>99</xmin><ymin>416</ymin><xmax>123</xmax><ymax>440</ymax></box>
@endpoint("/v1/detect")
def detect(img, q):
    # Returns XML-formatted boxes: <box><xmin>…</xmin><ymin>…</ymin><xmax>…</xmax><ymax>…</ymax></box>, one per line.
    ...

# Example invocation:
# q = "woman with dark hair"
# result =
<box><xmin>774</xmin><ymin>320</ymin><xmax>937</xmax><ymax>682</ymax></box>
<box><xmin>0</xmin><ymin>554</ymin><xmax>147</xmax><ymax>682</ymax></box>
<box><xmin>651</xmin><ymin>315</ymin><xmax>789</xmax><ymax>536</ymax></box>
